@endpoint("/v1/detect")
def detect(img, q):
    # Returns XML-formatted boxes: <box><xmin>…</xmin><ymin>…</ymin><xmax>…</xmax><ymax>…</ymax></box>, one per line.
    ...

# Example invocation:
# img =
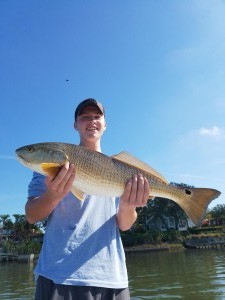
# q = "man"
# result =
<box><xmin>26</xmin><ymin>98</ymin><xmax>150</xmax><ymax>300</ymax></box>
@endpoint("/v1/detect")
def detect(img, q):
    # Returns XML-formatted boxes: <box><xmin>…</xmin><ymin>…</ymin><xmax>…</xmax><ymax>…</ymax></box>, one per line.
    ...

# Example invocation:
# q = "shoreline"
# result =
<box><xmin>124</xmin><ymin>243</ymin><xmax>184</xmax><ymax>253</ymax></box>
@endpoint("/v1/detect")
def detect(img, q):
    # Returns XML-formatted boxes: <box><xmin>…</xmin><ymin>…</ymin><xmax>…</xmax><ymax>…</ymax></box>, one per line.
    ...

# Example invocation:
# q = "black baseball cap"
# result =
<box><xmin>74</xmin><ymin>98</ymin><xmax>105</xmax><ymax>120</ymax></box>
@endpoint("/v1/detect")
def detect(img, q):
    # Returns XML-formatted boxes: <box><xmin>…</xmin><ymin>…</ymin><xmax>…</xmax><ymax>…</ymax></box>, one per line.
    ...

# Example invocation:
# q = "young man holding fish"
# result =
<box><xmin>25</xmin><ymin>98</ymin><xmax>150</xmax><ymax>300</ymax></box>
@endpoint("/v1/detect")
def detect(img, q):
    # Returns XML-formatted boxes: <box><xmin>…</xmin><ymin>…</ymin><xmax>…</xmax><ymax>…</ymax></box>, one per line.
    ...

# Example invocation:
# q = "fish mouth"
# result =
<box><xmin>16</xmin><ymin>151</ymin><xmax>25</xmax><ymax>161</ymax></box>
<box><xmin>16</xmin><ymin>153</ymin><xmax>31</xmax><ymax>167</ymax></box>
<box><xmin>16</xmin><ymin>150</ymin><xmax>27</xmax><ymax>161</ymax></box>
<box><xmin>15</xmin><ymin>148</ymin><xmax>34</xmax><ymax>167</ymax></box>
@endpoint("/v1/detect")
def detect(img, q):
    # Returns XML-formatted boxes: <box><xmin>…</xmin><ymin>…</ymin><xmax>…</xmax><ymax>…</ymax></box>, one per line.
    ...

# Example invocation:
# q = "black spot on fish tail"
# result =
<box><xmin>185</xmin><ymin>189</ymin><xmax>192</xmax><ymax>195</ymax></box>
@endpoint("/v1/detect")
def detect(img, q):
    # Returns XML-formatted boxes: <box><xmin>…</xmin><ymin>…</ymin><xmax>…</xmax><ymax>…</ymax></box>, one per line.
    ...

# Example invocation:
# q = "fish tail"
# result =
<box><xmin>180</xmin><ymin>188</ymin><xmax>221</xmax><ymax>226</ymax></box>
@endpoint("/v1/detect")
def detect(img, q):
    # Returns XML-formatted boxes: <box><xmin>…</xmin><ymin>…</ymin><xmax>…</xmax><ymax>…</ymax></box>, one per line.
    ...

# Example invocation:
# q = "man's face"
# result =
<box><xmin>74</xmin><ymin>106</ymin><xmax>106</xmax><ymax>141</ymax></box>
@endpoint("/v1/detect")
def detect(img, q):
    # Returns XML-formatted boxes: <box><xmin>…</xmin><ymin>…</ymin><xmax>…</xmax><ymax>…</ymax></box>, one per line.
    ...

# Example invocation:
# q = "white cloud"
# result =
<box><xmin>198</xmin><ymin>126</ymin><xmax>225</xmax><ymax>139</ymax></box>
<box><xmin>0</xmin><ymin>155</ymin><xmax>15</xmax><ymax>160</ymax></box>
<box><xmin>174</xmin><ymin>126</ymin><xmax>225</xmax><ymax>171</ymax></box>
<box><xmin>178</xmin><ymin>126</ymin><xmax>225</xmax><ymax>145</ymax></box>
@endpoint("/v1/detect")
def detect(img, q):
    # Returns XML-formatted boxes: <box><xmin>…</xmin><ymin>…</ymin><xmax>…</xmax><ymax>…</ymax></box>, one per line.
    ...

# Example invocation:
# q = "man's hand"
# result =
<box><xmin>26</xmin><ymin>162</ymin><xmax>76</xmax><ymax>224</ymax></box>
<box><xmin>120</xmin><ymin>174</ymin><xmax>150</xmax><ymax>208</ymax></box>
<box><xmin>117</xmin><ymin>174</ymin><xmax>150</xmax><ymax>231</ymax></box>
<box><xmin>45</xmin><ymin>162</ymin><xmax>76</xmax><ymax>199</ymax></box>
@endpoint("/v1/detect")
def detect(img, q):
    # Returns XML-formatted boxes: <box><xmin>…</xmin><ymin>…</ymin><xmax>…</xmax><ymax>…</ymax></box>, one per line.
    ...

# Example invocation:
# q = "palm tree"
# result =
<box><xmin>13</xmin><ymin>214</ymin><xmax>42</xmax><ymax>241</ymax></box>
<box><xmin>0</xmin><ymin>214</ymin><xmax>11</xmax><ymax>229</ymax></box>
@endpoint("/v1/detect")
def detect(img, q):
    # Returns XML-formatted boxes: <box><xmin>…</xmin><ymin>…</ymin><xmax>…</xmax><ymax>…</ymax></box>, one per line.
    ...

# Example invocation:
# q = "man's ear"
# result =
<box><xmin>74</xmin><ymin>121</ymin><xmax>78</xmax><ymax>131</ymax></box>
<box><xmin>104</xmin><ymin>122</ymin><xmax>107</xmax><ymax>131</ymax></box>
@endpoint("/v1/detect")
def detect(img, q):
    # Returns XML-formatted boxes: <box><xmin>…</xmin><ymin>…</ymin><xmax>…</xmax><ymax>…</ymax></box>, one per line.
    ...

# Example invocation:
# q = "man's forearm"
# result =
<box><xmin>116</xmin><ymin>174</ymin><xmax>149</xmax><ymax>231</ymax></box>
<box><xmin>116</xmin><ymin>205</ymin><xmax>137</xmax><ymax>231</ymax></box>
<box><xmin>25</xmin><ymin>191</ymin><xmax>62</xmax><ymax>224</ymax></box>
<box><xmin>26</xmin><ymin>163</ymin><xmax>76</xmax><ymax>224</ymax></box>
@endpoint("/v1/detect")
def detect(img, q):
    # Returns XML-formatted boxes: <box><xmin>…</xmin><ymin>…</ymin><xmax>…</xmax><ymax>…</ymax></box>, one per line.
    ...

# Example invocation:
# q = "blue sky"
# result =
<box><xmin>0</xmin><ymin>0</ymin><xmax>225</xmax><ymax>219</ymax></box>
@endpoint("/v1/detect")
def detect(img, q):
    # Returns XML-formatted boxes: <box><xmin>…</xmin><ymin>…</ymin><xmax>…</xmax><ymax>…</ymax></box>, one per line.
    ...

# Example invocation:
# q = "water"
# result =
<box><xmin>127</xmin><ymin>249</ymin><xmax>225</xmax><ymax>299</ymax></box>
<box><xmin>0</xmin><ymin>262</ymin><xmax>34</xmax><ymax>299</ymax></box>
<box><xmin>1</xmin><ymin>249</ymin><xmax>225</xmax><ymax>299</ymax></box>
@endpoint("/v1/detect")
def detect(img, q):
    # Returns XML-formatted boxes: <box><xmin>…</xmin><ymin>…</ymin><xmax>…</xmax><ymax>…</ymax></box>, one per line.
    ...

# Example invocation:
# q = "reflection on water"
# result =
<box><xmin>0</xmin><ymin>250</ymin><xmax>225</xmax><ymax>299</ymax></box>
<box><xmin>0</xmin><ymin>262</ymin><xmax>35</xmax><ymax>299</ymax></box>
<box><xmin>127</xmin><ymin>249</ymin><xmax>225</xmax><ymax>300</ymax></box>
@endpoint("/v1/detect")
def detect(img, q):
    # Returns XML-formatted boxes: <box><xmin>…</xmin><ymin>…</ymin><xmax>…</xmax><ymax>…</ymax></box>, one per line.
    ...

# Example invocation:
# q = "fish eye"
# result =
<box><xmin>27</xmin><ymin>147</ymin><xmax>34</xmax><ymax>153</ymax></box>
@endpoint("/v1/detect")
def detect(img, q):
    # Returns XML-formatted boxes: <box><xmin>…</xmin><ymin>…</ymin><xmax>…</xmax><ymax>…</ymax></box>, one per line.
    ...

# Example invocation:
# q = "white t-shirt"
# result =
<box><xmin>28</xmin><ymin>172</ymin><xmax>128</xmax><ymax>288</ymax></box>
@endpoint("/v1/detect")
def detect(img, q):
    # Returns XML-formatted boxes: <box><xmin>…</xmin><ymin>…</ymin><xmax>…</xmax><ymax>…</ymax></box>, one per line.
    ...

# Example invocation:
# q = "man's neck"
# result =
<box><xmin>79</xmin><ymin>140</ymin><xmax>102</xmax><ymax>152</ymax></box>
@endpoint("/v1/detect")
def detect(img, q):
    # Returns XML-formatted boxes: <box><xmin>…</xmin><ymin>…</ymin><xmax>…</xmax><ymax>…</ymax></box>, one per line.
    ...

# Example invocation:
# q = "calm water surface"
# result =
<box><xmin>127</xmin><ymin>249</ymin><xmax>225</xmax><ymax>299</ymax></box>
<box><xmin>1</xmin><ymin>249</ymin><xmax>225</xmax><ymax>299</ymax></box>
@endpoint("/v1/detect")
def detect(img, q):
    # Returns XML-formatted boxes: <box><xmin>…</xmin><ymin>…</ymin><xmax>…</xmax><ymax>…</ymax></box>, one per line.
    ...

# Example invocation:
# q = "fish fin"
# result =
<box><xmin>112</xmin><ymin>152</ymin><xmax>168</xmax><ymax>183</ymax></box>
<box><xmin>70</xmin><ymin>186</ymin><xmax>85</xmax><ymax>201</ymax></box>
<box><xmin>174</xmin><ymin>188</ymin><xmax>221</xmax><ymax>226</ymax></box>
<box><xmin>41</xmin><ymin>163</ymin><xmax>63</xmax><ymax>177</ymax></box>
<box><xmin>41</xmin><ymin>162</ymin><xmax>84</xmax><ymax>201</ymax></box>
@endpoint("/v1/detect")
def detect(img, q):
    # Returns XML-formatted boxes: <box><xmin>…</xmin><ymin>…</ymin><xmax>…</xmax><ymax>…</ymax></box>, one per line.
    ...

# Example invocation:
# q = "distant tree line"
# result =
<box><xmin>0</xmin><ymin>214</ymin><xmax>48</xmax><ymax>255</ymax></box>
<box><xmin>0</xmin><ymin>214</ymin><xmax>46</xmax><ymax>241</ymax></box>
<box><xmin>205</xmin><ymin>204</ymin><xmax>225</xmax><ymax>226</ymax></box>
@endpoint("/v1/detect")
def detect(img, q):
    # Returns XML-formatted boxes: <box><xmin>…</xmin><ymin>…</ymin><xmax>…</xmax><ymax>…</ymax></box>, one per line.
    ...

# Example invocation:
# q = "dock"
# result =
<box><xmin>0</xmin><ymin>253</ymin><xmax>38</xmax><ymax>263</ymax></box>
<box><xmin>184</xmin><ymin>237</ymin><xmax>225</xmax><ymax>249</ymax></box>
<box><xmin>0</xmin><ymin>253</ymin><xmax>18</xmax><ymax>262</ymax></box>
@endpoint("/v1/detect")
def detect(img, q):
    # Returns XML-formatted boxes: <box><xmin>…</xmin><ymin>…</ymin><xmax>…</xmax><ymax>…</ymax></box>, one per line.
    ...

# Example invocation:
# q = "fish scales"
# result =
<box><xmin>16</xmin><ymin>142</ymin><xmax>221</xmax><ymax>225</ymax></box>
<box><xmin>73</xmin><ymin>148</ymin><xmax>163</xmax><ymax>196</ymax></box>
<box><xmin>71</xmin><ymin>146</ymin><xmax>125</xmax><ymax>195</ymax></box>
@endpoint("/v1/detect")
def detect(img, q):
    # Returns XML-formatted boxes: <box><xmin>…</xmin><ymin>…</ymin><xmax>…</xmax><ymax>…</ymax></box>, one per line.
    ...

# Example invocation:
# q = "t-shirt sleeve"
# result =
<box><xmin>28</xmin><ymin>172</ymin><xmax>46</xmax><ymax>198</ymax></box>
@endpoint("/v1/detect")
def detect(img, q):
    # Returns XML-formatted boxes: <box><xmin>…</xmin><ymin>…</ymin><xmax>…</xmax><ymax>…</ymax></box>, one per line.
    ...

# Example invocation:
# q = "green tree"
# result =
<box><xmin>208</xmin><ymin>204</ymin><xmax>225</xmax><ymax>225</ymax></box>
<box><xmin>0</xmin><ymin>214</ymin><xmax>10</xmax><ymax>228</ymax></box>
<box><xmin>135</xmin><ymin>182</ymin><xmax>191</xmax><ymax>231</ymax></box>
<box><xmin>13</xmin><ymin>214</ymin><xmax>41</xmax><ymax>241</ymax></box>
<box><xmin>147</xmin><ymin>197</ymin><xmax>170</xmax><ymax>229</ymax></box>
